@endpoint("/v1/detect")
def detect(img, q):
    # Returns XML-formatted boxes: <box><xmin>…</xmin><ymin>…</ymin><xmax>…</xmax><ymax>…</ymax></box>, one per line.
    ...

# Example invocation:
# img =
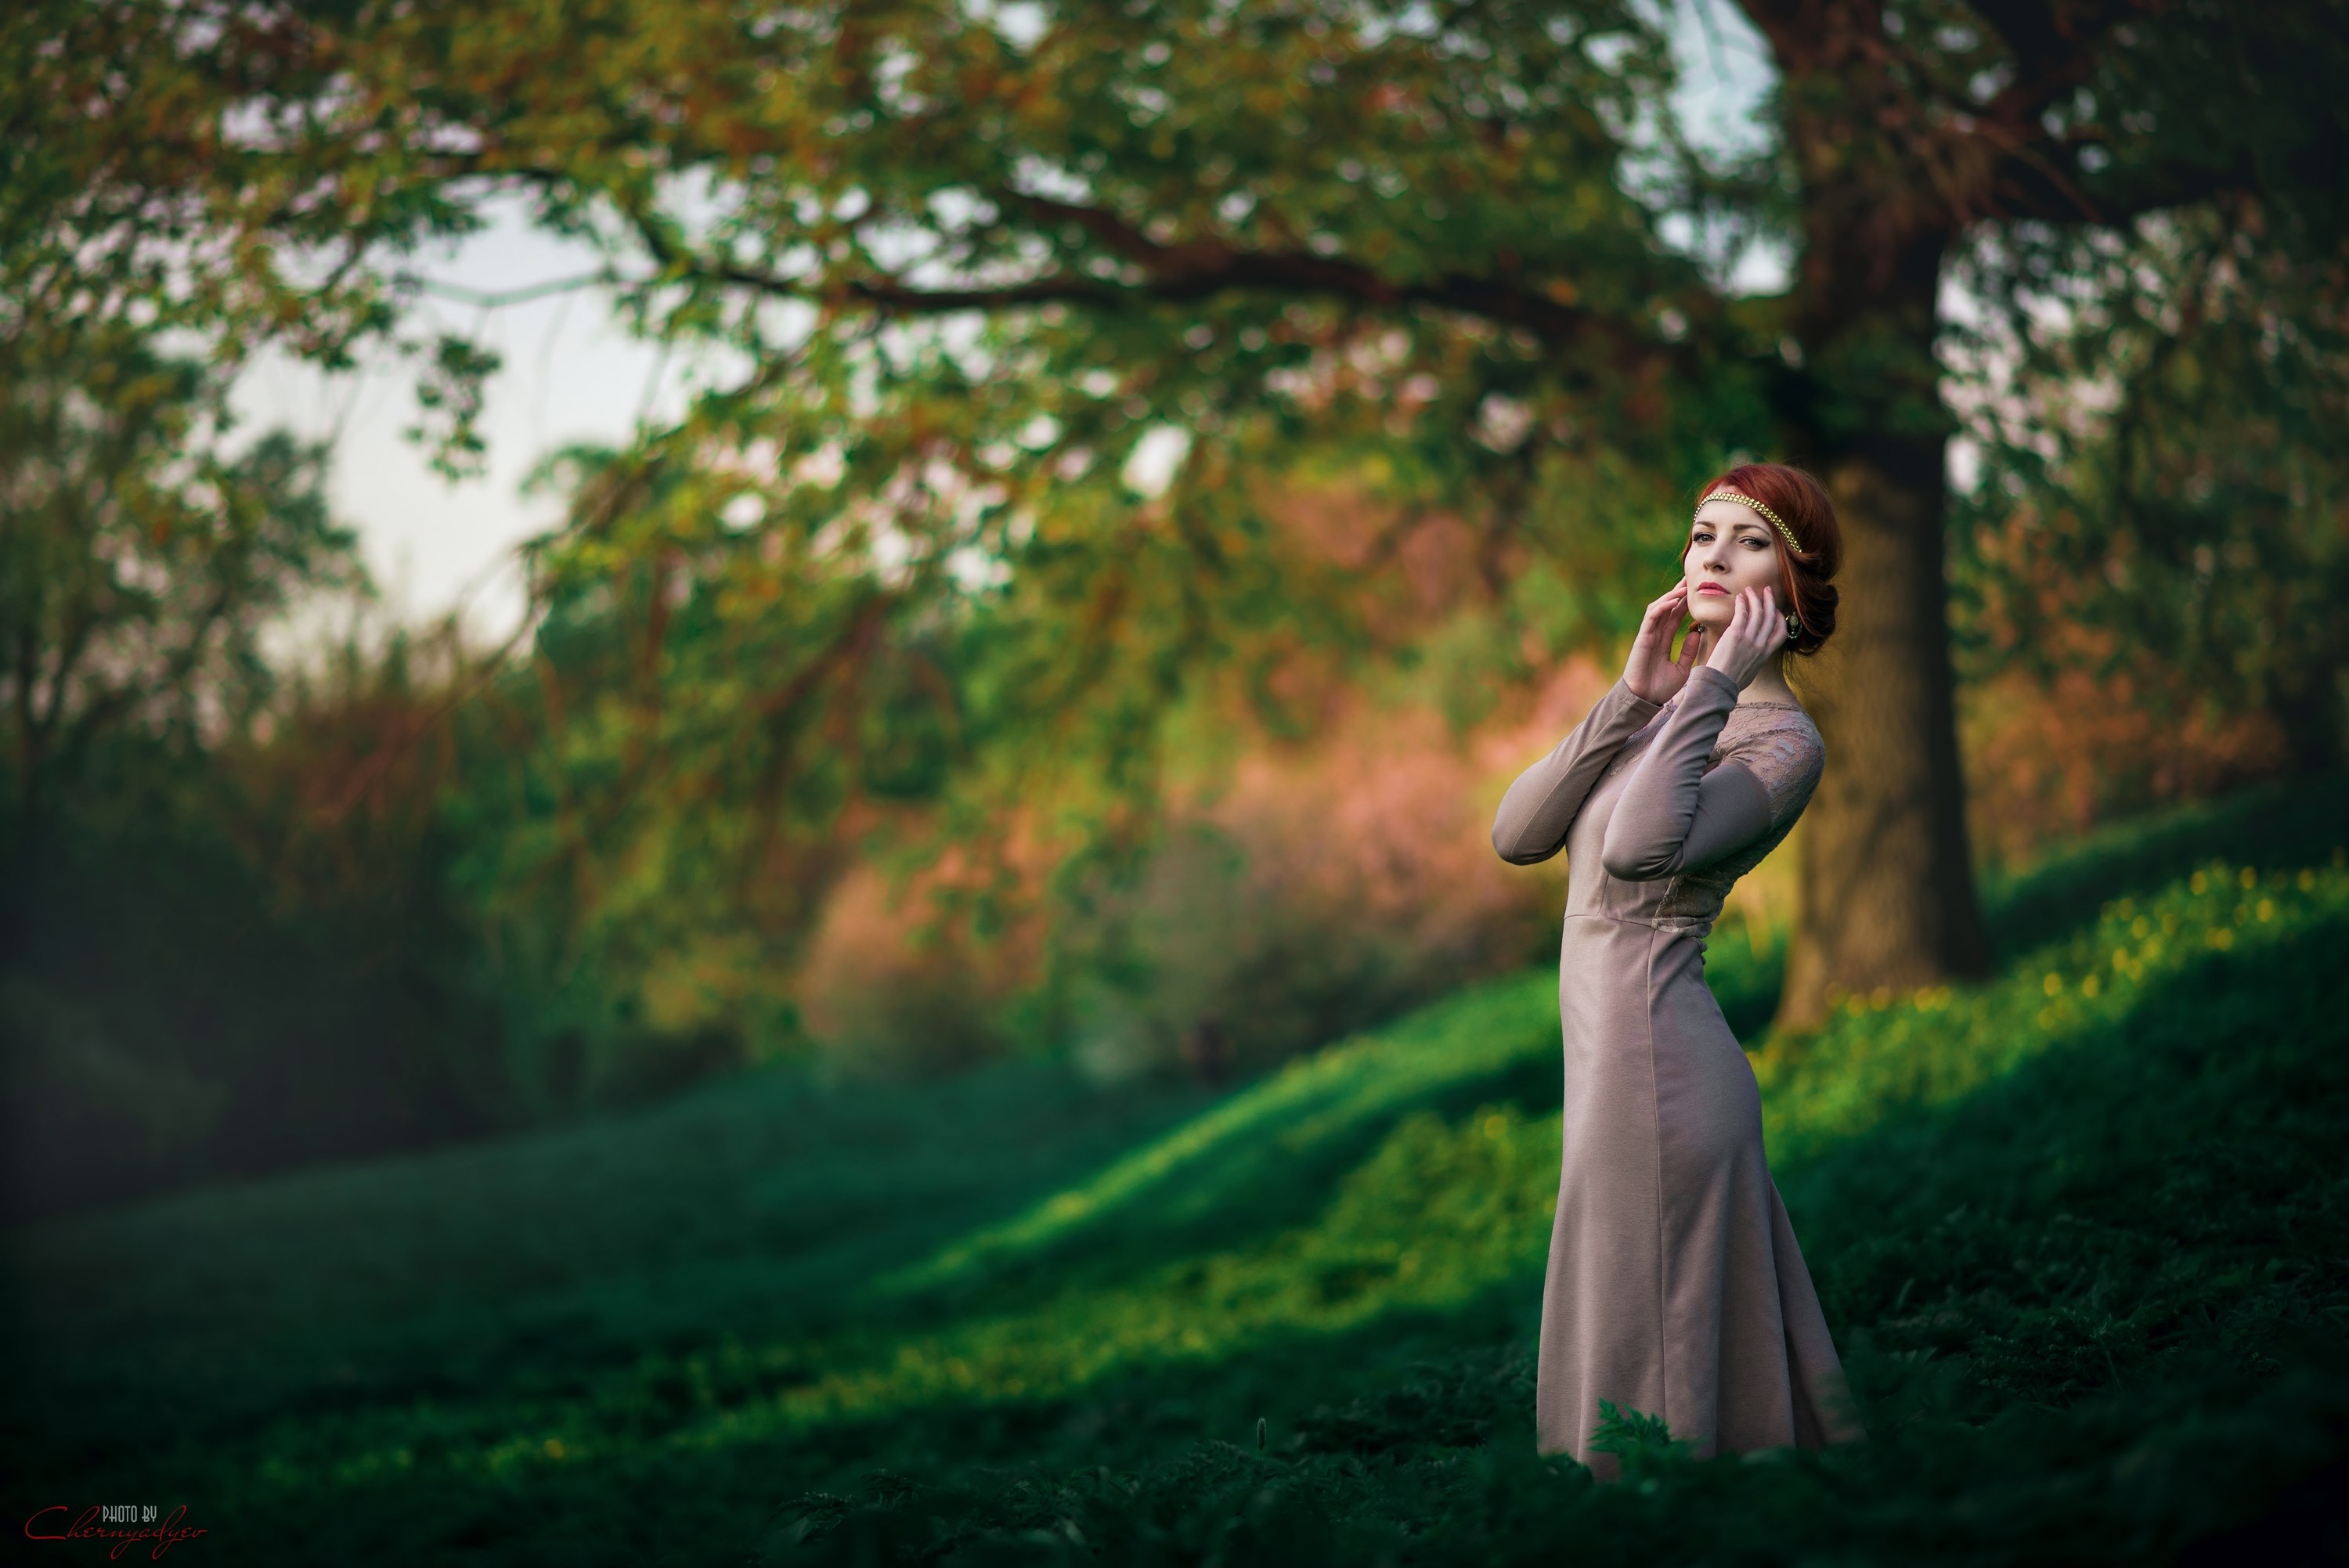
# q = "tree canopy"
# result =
<box><xmin>7</xmin><ymin>0</ymin><xmax>2345</xmax><ymax>1047</ymax></box>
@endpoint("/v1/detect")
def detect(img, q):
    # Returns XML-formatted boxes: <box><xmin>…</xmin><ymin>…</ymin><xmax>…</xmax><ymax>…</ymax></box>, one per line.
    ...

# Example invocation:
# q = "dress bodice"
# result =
<box><xmin>1567</xmin><ymin>694</ymin><xmax>1821</xmax><ymax>935</ymax></box>
<box><xmin>1492</xmin><ymin>668</ymin><xmax>1826</xmax><ymax>941</ymax></box>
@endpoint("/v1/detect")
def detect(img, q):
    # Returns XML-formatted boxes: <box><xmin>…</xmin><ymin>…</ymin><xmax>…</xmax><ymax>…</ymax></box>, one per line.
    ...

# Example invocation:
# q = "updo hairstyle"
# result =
<box><xmin>1684</xmin><ymin>461</ymin><xmax>1842</xmax><ymax>656</ymax></box>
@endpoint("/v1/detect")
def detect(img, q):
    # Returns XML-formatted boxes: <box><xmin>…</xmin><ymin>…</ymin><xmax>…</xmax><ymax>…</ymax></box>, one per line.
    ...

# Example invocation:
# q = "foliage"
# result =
<box><xmin>1950</xmin><ymin>199</ymin><xmax>2349</xmax><ymax>808</ymax></box>
<box><xmin>0</xmin><ymin>690</ymin><xmax>510</xmax><ymax>1221</ymax></box>
<box><xmin>0</xmin><ymin>332</ymin><xmax>363</xmax><ymax>822</ymax></box>
<box><xmin>1587</xmin><ymin>1397</ymin><xmax>1696</xmax><ymax>1480</ymax></box>
<box><xmin>0</xmin><ymin>0</ymin><xmax>478</xmax><ymax>420</ymax></box>
<box><xmin>8</xmin><ymin>798</ymin><xmax>2349</xmax><ymax>1563</ymax></box>
<box><xmin>10</xmin><ymin>0</ymin><xmax>2349</xmax><ymax>1216</ymax></box>
<box><xmin>0</xmin><ymin>0</ymin><xmax>446</xmax><ymax>824</ymax></box>
<box><xmin>1758</xmin><ymin>851</ymin><xmax>2349</xmax><ymax>1159</ymax></box>
<box><xmin>1975</xmin><ymin>766</ymin><xmax>2349</xmax><ymax>956</ymax></box>
<box><xmin>0</xmin><ymin>130</ymin><xmax>386</xmax><ymax>1206</ymax></box>
<box><xmin>24</xmin><ymin>0</ymin><xmax>2347</xmax><ymax>1040</ymax></box>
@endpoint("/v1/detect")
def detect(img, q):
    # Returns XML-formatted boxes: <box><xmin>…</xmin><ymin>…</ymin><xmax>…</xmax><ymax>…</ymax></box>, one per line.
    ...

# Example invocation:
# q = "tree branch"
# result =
<box><xmin>1743</xmin><ymin>0</ymin><xmax>2256</xmax><ymax>235</ymax></box>
<box><xmin>403</xmin><ymin>270</ymin><xmax>620</xmax><ymax>309</ymax></box>
<box><xmin>601</xmin><ymin>173</ymin><xmax>1653</xmax><ymax>361</ymax></box>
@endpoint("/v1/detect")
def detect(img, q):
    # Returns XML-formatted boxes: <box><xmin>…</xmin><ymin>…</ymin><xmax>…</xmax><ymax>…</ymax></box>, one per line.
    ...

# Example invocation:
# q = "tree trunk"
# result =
<box><xmin>1764</xmin><ymin>124</ymin><xmax>1996</xmax><ymax>1028</ymax></box>
<box><xmin>1777</xmin><ymin>433</ymin><xmax>1994</xmax><ymax>1030</ymax></box>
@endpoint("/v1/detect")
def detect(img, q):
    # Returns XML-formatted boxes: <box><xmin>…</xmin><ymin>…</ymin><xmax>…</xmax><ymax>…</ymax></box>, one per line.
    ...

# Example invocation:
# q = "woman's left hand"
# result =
<box><xmin>1703</xmin><ymin>585</ymin><xmax>1782</xmax><ymax>691</ymax></box>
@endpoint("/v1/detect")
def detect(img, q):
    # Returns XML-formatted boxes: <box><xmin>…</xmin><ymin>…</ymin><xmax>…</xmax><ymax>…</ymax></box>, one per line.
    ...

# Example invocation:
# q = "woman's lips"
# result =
<box><xmin>1694</xmin><ymin>583</ymin><xmax>1730</xmax><ymax>595</ymax></box>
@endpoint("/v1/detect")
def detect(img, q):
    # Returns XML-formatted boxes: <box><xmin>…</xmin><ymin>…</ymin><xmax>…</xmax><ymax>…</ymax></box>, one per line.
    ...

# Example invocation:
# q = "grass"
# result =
<box><xmin>5</xmin><ymin>780</ymin><xmax>2348</xmax><ymax>1564</ymax></box>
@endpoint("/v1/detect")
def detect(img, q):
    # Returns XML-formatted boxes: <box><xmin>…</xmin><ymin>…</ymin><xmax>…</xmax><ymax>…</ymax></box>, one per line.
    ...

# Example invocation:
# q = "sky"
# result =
<box><xmin>232</xmin><ymin>212</ymin><xmax>712</xmax><ymax>642</ymax></box>
<box><xmin>231</xmin><ymin>0</ymin><xmax>1781</xmax><ymax>645</ymax></box>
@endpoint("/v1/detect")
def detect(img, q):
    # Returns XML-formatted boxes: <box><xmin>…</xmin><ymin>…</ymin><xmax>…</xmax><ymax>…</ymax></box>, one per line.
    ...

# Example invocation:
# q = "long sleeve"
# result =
<box><xmin>1599</xmin><ymin>666</ymin><xmax>1774</xmax><ymax>882</ymax></box>
<box><xmin>1491</xmin><ymin>676</ymin><xmax>1663</xmax><ymax>865</ymax></box>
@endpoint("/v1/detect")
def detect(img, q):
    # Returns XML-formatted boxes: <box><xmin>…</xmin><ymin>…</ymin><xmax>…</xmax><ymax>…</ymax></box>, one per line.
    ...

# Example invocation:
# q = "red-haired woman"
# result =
<box><xmin>1490</xmin><ymin>462</ymin><xmax>1865</xmax><ymax>1478</ymax></box>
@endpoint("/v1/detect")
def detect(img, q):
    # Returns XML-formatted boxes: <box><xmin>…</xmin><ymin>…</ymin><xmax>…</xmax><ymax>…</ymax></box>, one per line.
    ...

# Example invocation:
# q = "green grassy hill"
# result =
<box><xmin>6</xmin><ymin>776</ymin><xmax>2347</xmax><ymax>1565</ymax></box>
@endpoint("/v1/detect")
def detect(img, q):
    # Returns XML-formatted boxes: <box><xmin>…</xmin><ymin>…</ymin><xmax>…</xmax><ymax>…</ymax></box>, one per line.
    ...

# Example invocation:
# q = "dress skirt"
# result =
<box><xmin>1534</xmin><ymin>912</ymin><xmax>1853</xmax><ymax>1474</ymax></box>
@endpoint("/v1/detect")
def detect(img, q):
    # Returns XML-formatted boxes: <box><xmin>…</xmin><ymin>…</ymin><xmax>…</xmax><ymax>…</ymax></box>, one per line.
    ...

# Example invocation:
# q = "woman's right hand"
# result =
<box><xmin>1622</xmin><ymin>582</ymin><xmax>1704</xmax><ymax>705</ymax></box>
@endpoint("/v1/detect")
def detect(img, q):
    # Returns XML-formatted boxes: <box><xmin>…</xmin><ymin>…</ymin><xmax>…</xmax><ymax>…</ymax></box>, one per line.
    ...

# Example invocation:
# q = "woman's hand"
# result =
<box><xmin>1622</xmin><ymin>582</ymin><xmax>1707</xmax><ymax>705</ymax></box>
<box><xmin>1702</xmin><ymin>584</ymin><xmax>1782</xmax><ymax>691</ymax></box>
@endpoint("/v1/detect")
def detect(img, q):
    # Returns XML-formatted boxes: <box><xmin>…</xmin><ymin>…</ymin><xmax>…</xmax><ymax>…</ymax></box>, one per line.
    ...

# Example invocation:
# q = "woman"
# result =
<box><xmin>1489</xmin><ymin>462</ymin><xmax>1866</xmax><ymax>1477</ymax></box>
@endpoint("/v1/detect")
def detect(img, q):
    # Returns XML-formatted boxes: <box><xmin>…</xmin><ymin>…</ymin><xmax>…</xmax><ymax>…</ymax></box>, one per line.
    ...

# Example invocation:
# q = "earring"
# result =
<box><xmin>1783</xmin><ymin>610</ymin><xmax>1802</xmax><ymax>642</ymax></box>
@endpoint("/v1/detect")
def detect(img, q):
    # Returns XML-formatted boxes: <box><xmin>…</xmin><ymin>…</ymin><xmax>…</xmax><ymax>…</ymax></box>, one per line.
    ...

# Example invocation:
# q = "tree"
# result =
<box><xmin>24</xmin><ymin>0</ymin><xmax>2345</xmax><ymax>1029</ymax></box>
<box><xmin>0</xmin><ymin>332</ymin><xmax>363</xmax><ymax>840</ymax></box>
<box><xmin>1735</xmin><ymin>0</ymin><xmax>2344</xmax><ymax>1020</ymax></box>
<box><xmin>0</xmin><ymin>0</ymin><xmax>402</xmax><ymax>849</ymax></box>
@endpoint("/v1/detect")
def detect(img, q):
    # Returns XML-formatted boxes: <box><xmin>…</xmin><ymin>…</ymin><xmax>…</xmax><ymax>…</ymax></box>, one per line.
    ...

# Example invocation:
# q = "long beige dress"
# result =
<box><xmin>1491</xmin><ymin>665</ymin><xmax>1863</xmax><ymax>1476</ymax></box>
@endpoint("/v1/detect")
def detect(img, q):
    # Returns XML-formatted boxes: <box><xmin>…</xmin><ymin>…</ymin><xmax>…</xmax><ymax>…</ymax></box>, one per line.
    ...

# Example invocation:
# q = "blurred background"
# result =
<box><xmin>5</xmin><ymin>2</ymin><xmax>2347</xmax><ymax>1560</ymax></box>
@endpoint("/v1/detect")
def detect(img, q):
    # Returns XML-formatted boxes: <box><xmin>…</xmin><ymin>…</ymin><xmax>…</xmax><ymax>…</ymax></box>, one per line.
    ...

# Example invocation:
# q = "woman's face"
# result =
<box><xmin>1683</xmin><ymin>496</ymin><xmax>1784</xmax><ymax>633</ymax></box>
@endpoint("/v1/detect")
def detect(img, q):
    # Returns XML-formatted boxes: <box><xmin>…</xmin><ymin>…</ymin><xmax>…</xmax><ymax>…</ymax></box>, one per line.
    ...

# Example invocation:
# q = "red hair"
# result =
<box><xmin>1684</xmin><ymin>461</ymin><xmax>1842</xmax><ymax>657</ymax></box>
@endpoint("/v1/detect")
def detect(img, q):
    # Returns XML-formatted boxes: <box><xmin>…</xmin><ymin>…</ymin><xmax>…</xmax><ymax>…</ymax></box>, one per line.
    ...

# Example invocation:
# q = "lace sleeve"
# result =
<box><xmin>1598</xmin><ymin>667</ymin><xmax>1775</xmax><ymax>881</ymax></box>
<box><xmin>1723</xmin><ymin>718</ymin><xmax>1825</xmax><ymax>830</ymax></box>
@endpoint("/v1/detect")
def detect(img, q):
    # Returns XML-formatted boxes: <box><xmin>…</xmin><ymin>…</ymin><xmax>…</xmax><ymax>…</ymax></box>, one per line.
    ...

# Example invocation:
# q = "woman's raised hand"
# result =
<box><xmin>1622</xmin><ymin>582</ymin><xmax>1705</xmax><ymax>705</ymax></box>
<box><xmin>1702</xmin><ymin>584</ymin><xmax>1782</xmax><ymax>691</ymax></box>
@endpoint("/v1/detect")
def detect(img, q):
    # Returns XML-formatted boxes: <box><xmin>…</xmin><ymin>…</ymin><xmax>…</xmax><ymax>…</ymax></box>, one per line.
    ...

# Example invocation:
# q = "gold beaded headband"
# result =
<box><xmin>1696</xmin><ymin>488</ymin><xmax>1804</xmax><ymax>554</ymax></box>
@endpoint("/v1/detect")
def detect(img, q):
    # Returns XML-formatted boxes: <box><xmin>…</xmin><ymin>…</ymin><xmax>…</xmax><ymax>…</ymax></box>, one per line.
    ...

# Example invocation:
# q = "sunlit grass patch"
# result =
<box><xmin>256</xmin><ymin>1098</ymin><xmax>1563</xmax><ymax>1492</ymax></box>
<box><xmin>873</xmin><ymin>976</ymin><xmax>1562</xmax><ymax>1296</ymax></box>
<box><xmin>1759</xmin><ymin>850</ymin><xmax>2349</xmax><ymax>1166</ymax></box>
<box><xmin>321</xmin><ymin>856</ymin><xmax>2349</xmax><ymax>1496</ymax></box>
<box><xmin>192</xmin><ymin>852</ymin><xmax>2349</xmax><ymax>1501</ymax></box>
<box><xmin>773</xmin><ymin>1105</ymin><xmax>1555</xmax><ymax>1426</ymax></box>
<box><xmin>1976</xmin><ymin>771</ymin><xmax>2349</xmax><ymax>958</ymax></box>
<box><xmin>752</xmin><ymin>851</ymin><xmax>2349</xmax><ymax>1564</ymax></box>
<box><xmin>822</xmin><ymin>858</ymin><xmax>2349</xmax><ymax>1426</ymax></box>
<box><xmin>875</xmin><ymin>914</ymin><xmax>1787</xmax><ymax>1303</ymax></box>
